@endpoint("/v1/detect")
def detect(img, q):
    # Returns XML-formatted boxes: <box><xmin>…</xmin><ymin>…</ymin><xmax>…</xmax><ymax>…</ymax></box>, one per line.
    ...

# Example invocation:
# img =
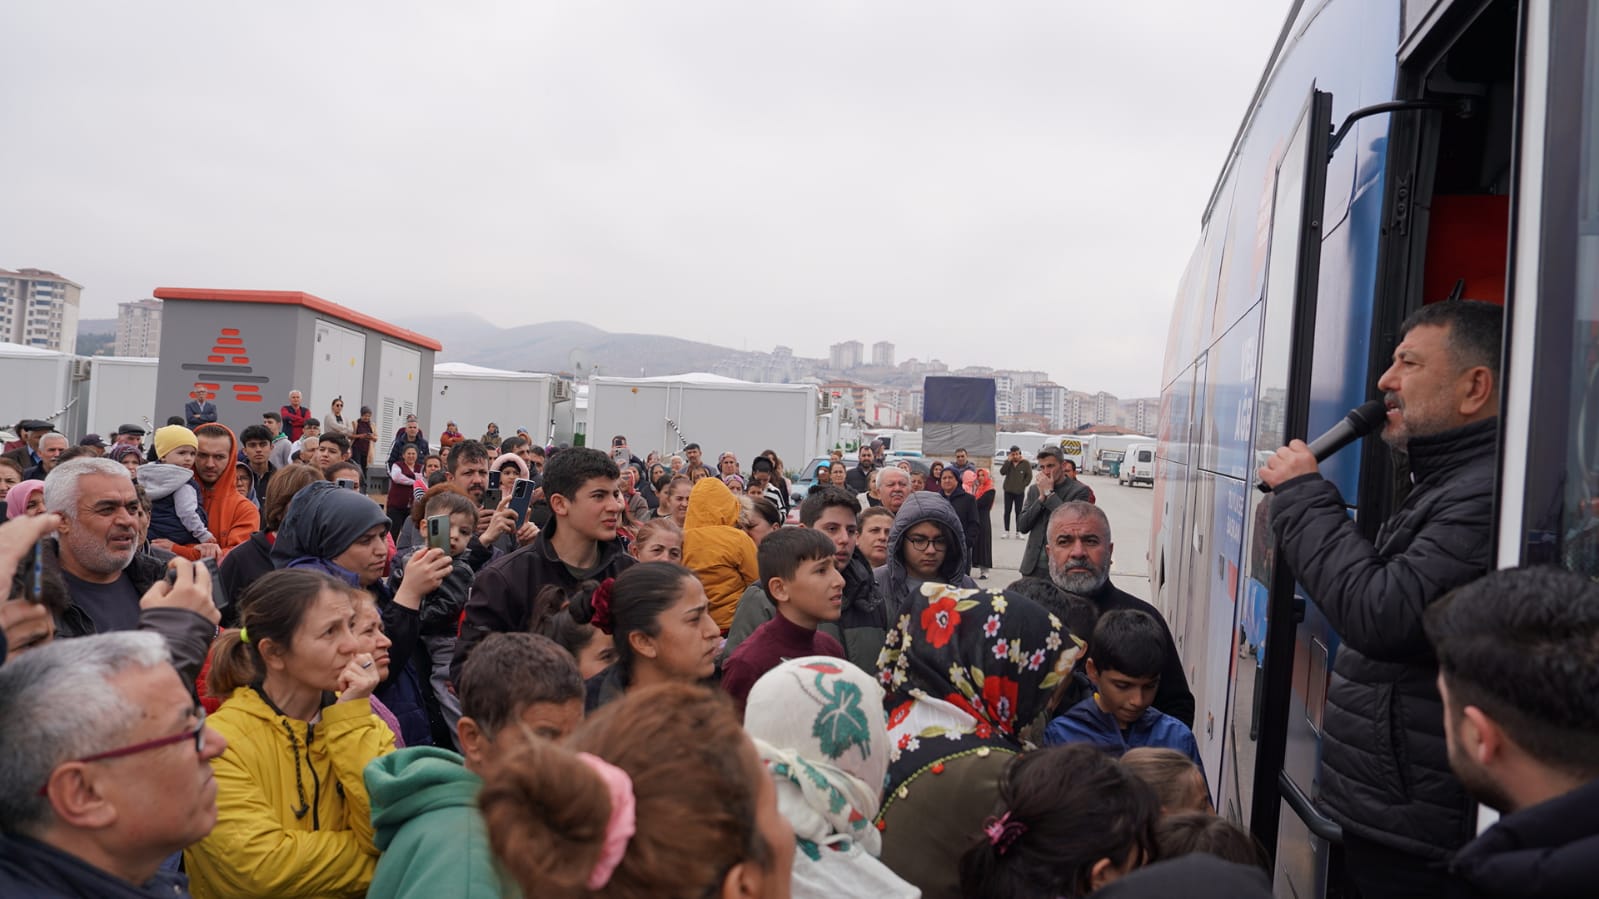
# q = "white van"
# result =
<box><xmin>1120</xmin><ymin>442</ymin><xmax>1156</xmax><ymax>487</ymax></box>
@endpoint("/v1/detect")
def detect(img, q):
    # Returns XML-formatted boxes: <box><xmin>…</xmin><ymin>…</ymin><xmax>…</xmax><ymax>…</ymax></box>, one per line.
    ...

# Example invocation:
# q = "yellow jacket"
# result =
<box><xmin>682</xmin><ymin>477</ymin><xmax>759</xmax><ymax>631</ymax></box>
<box><xmin>184</xmin><ymin>685</ymin><xmax>396</xmax><ymax>898</ymax></box>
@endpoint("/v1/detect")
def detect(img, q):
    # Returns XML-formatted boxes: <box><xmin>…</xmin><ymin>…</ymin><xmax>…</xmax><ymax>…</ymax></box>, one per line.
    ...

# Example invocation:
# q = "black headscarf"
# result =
<box><xmin>271</xmin><ymin>481</ymin><xmax>388</xmax><ymax>578</ymax></box>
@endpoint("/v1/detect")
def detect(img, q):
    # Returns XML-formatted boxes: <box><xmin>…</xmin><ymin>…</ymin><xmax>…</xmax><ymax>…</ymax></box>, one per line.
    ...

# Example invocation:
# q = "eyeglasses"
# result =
<box><xmin>905</xmin><ymin>534</ymin><xmax>948</xmax><ymax>550</ymax></box>
<box><xmin>38</xmin><ymin>706</ymin><xmax>208</xmax><ymax>796</ymax></box>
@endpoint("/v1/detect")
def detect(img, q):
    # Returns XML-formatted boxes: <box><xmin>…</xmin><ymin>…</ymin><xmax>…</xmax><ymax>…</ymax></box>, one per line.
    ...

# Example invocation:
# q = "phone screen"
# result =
<box><xmin>509</xmin><ymin>478</ymin><xmax>535</xmax><ymax>529</ymax></box>
<box><xmin>487</xmin><ymin>470</ymin><xmax>501</xmax><ymax>490</ymax></box>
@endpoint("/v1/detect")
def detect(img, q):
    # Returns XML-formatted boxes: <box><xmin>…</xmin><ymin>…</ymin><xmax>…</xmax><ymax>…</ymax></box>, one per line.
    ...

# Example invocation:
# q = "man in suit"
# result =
<box><xmin>184</xmin><ymin>385</ymin><xmax>218</xmax><ymax>429</ymax></box>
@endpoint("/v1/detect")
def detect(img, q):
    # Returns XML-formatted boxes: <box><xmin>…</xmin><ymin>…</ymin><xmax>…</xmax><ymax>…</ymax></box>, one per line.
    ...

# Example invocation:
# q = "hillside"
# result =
<box><xmin>395</xmin><ymin>316</ymin><xmax>736</xmax><ymax>378</ymax></box>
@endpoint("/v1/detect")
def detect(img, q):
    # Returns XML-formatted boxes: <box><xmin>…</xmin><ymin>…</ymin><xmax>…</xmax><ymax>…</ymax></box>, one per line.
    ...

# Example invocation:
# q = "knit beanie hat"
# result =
<box><xmin>153</xmin><ymin>425</ymin><xmax>198</xmax><ymax>461</ymax></box>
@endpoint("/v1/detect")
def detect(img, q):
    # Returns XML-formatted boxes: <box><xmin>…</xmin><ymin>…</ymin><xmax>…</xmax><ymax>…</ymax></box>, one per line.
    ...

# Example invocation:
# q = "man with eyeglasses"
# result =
<box><xmin>722</xmin><ymin>486</ymin><xmax>892</xmax><ymax>676</ymax></box>
<box><xmin>0</xmin><ymin>631</ymin><xmax>228</xmax><ymax>897</ymax></box>
<box><xmin>41</xmin><ymin>458</ymin><xmax>221</xmax><ymax>690</ymax></box>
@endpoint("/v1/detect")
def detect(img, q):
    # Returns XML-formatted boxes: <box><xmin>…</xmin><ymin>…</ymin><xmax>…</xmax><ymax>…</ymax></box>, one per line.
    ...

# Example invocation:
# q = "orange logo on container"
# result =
<box><xmin>180</xmin><ymin>326</ymin><xmax>266</xmax><ymax>403</ymax></box>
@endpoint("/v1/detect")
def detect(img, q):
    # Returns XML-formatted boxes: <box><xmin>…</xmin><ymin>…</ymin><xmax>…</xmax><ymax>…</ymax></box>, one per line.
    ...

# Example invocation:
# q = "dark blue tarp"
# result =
<box><xmin>923</xmin><ymin>376</ymin><xmax>996</xmax><ymax>424</ymax></box>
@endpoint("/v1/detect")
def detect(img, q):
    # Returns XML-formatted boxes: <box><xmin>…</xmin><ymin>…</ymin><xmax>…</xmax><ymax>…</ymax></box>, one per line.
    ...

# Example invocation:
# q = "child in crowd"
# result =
<box><xmin>1045</xmin><ymin>610</ymin><xmax>1206</xmax><ymax>777</ymax></box>
<box><xmin>366</xmin><ymin>632</ymin><xmax>585</xmax><ymax>898</ymax></box>
<box><xmin>958</xmin><ymin>744</ymin><xmax>1160</xmax><ymax>899</ymax></box>
<box><xmin>390</xmin><ymin>488</ymin><xmax>479</xmax><ymax>745</ymax></box>
<box><xmin>451</xmin><ymin>447</ymin><xmax>636</xmax><ymax>685</ymax></box>
<box><xmin>1156</xmin><ymin>813</ymin><xmax>1271</xmax><ymax>875</ymax></box>
<box><xmin>681</xmin><ymin>475</ymin><xmax>758</xmax><ymax>633</ymax></box>
<box><xmin>721</xmin><ymin>529</ymin><xmax>847</xmax><ymax>715</ymax></box>
<box><xmin>1122</xmin><ymin>747</ymin><xmax>1212</xmax><ymax>816</ymax></box>
<box><xmin>568</xmin><ymin>562</ymin><xmax>722</xmax><ymax>711</ymax></box>
<box><xmin>479</xmin><ymin>683</ymin><xmax>794</xmax><ymax>898</ymax></box>
<box><xmin>139</xmin><ymin>425</ymin><xmax>217</xmax><ymax>556</ymax></box>
<box><xmin>1006</xmin><ymin>576</ymin><xmax>1099</xmax><ymax>737</ymax></box>
<box><xmin>629</xmin><ymin>516</ymin><xmax>683</xmax><ymax>563</ymax></box>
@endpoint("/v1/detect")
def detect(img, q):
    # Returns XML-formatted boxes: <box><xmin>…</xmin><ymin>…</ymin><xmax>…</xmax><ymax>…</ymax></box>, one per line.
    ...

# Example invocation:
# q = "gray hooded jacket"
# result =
<box><xmin>874</xmin><ymin>491</ymin><xmax>978</xmax><ymax>619</ymax></box>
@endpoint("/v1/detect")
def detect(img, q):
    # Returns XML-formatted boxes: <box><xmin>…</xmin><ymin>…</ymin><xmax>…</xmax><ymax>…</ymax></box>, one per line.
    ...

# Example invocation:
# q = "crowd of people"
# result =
<box><xmin>0</xmin><ymin>308</ymin><xmax>1595</xmax><ymax>899</ymax></box>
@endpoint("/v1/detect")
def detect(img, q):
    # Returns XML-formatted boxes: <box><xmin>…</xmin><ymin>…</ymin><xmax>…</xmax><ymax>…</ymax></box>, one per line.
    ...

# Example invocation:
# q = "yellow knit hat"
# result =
<box><xmin>154</xmin><ymin>425</ymin><xmax>198</xmax><ymax>461</ymax></box>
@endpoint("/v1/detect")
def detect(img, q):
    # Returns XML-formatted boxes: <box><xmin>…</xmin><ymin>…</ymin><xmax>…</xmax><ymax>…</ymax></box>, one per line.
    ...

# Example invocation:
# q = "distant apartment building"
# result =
<box><xmin>0</xmin><ymin>268</ymin><xmax>81</xmax><ymax>352</ymax></box>
<box><xmin>114</xmin><ymin>299</ymin><xmax>163</xmax><ymax>356</ymax></box>
<box><xmin>1121</xmin><ymin>396</ymin><xmax>1159</xmax><ymax>435</ymax></box>
<box><xmin>1023</xmin><ymin>382</ymin><xmax>1068</xmax><ymax>429</ymax></box>
<box><xmin>871</xmin><ymin>341</ymin><xmax>895</xmax><ymax>367</ymax></box>
<box><xmin>829</xmin><ymin>340</ymin><xmax>863</xmax><ymax>370</ymax></box>
<box><xmin>1092</xmin><ymin>391</ymin><xmax>1120</xmax><ymax>427</ymax></box>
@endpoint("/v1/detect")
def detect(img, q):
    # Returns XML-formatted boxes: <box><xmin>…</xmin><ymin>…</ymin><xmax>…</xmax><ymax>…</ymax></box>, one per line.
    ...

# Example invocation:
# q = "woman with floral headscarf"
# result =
<box><xmin>873</xmin><ymin>583</ymin><xmax>1083</xmax><ymax>899</ymax></box>
<box><xmin>745</xmin><ymin>656</ymin><xmax>920</xmax><ymax>899</ymax></box>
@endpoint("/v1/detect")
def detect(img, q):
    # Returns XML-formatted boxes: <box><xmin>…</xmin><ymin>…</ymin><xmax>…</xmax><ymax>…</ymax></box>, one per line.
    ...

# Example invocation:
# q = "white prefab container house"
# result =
<box><xmin>587</xmin><ymin>373</ymin><xmax>819</xmax><ymax>468</ymax></box>
<box><xmin>82</xmin><ymin>356</ymin><xmax>159</xmax><ymax>438</ymax></box>
<box><xmin>431</xmin><ymin>363</ymin><xmax>573</xmax><ymax>446</ymax></box>
<box><xmin>0</xmin><ymin>343</ymin><xmax>73</xmax><ymax>435</ymax></box>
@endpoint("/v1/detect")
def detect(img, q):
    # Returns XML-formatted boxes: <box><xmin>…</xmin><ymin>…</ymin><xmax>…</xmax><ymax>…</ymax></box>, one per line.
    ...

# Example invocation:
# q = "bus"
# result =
<box><xmin>1149</xmin><ymin>0</ymin><xmax>1595</xmax><ymax>894</ymax></box>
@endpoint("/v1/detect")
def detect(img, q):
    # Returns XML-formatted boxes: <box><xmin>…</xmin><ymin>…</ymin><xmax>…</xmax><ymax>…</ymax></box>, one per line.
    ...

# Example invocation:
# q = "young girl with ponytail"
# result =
<box><xmin>956</xmin><ymin>744</ymin><xmax>1161</xmax><ymax>899</ymax></box>
<box><xmin>567</xmin><ymin>561</ymin><xmax>723</xmax><ymax>711</ymax></box>
<box><xmin>183</xmin><ymin>569</ymin><xmax>396</xmax><ymax>899</ymax></box>
<box><xmin>480</xmin><ymin>681</ymin><xmax>795</xmax><ymax>899</ymax></box>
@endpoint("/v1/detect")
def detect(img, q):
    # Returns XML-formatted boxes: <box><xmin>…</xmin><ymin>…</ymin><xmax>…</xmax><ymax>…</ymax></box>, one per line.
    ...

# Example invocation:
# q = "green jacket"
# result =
<box><xmin>999</xmin><ymin>457</ymin><xmax>1033</xmax><ymax>494</ymax></box>
<box><xmin>365</xmin><ymin>746</ymin><xmax>519</xmax><ymax>899</ymax></box>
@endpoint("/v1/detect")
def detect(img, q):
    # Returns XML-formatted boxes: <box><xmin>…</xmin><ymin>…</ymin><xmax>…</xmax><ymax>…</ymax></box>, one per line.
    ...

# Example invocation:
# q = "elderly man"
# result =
<box><xmin>279</xmin><ymin>389</ymin><xmax>310</xmax><ymax>441</ymax></box>
<box><xmin>875</xmin><ymin>464</ymin><xmax>912</xmax><ymax>518</ymax></box>
<box><xmin>0</xmin><ymin>632</ymin><xmax>227</xmax><ymax>897</ymax></box>
<box><xmin>1017</xmin><ymin>444</ymin><xmax>1092</xmax><ymax>579</ymax></box>
<box><xmin>24</xmin><ymin>432</ymin><xmax>70</xmax><ymax>480</ymax></box>
<box><xmin>184</xmin><ymin>385</ymin><xmax>217</xmax><ymax>430</ymax></box>
<box><xmin>113</xmin><ymin>424</ymin><xmax>146</xmax><ymax>452</ymax></box>
<box><xmin>43</xmin><ymin>458</ymin><xmax>220</xmax><ymax>688</ymax></box>
<box><xmin>1043</xmin><ymin>501</ymin><xmax>1193</xmax><ymax>726</ymax></box>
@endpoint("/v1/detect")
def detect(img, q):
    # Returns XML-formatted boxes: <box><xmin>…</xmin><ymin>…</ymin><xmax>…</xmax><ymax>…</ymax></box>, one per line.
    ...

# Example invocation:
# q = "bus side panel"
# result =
<box><xmin>1204</xmin><ymin>476</ymin><xmax>1250</xmax><ymax>804</ymax></box>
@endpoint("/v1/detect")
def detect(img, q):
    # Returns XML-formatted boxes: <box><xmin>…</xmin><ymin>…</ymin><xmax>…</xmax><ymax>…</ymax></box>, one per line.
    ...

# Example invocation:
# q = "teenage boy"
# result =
<box><xmin>1044</xmin><ymin>609</ymin><xmax>1205</xmax><ymax>775</ymax></box>
<box><xmin>238</xmin><ymin>424</ymin><xmax>276</xmax><ymax>503</ymax></box>
<box><xmin>1424</xmin><ymin>567</ymin><xmax>1599</xmax><ymax>897</ymax></box>
<box><xmin>367</xmin><ymin>632</ymin><xmax>583</xmax><ymax>898</ymax></box>
<box><xmin>261</xmin><ymin>411</ymin><xmax>294</xmax><ymax>470</ymax></box>
<box><xmin>449</xmin><ymin>447</ymin><xmax>632</xmax><ymax>683</ymax></box>
<box><xmin>721</xmin><ymin>528</ymin><xmax>846</xmax><ymax>714</ymax></box>
<box><xmin>723</xmin><ymin>486</ymin><xmax>891</xmax><ymax>675</ymax></box>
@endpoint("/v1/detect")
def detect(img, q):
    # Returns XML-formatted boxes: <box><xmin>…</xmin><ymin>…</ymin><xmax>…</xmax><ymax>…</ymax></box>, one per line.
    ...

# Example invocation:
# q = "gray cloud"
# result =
<box><xmin>1</xmin><ymin>0</ymin><xmax>1288</xmax><ymax>396</ymax></box>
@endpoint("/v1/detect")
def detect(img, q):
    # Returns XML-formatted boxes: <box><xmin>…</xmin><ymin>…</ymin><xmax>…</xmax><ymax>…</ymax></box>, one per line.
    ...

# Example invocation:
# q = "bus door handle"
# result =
<box><xmin>1278</xmin><ymin>771</ymin><xmax>1344</xmax><ymax>844</ymax></box>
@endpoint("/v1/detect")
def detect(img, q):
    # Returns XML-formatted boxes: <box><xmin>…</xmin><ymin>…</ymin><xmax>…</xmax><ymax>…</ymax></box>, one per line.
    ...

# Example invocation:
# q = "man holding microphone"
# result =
<box><xmin>1257</xmin><ymin>300</ymin><xmax>1501</xmax><ymax>897</ymax></box>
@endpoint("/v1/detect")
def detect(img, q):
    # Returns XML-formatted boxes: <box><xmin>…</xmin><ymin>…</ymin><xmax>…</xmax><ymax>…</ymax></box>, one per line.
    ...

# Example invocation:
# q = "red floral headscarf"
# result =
<box><xmin>877</xmin><ymin>583</ymin><xmax>1081</xmax><ymax>796</ymax></box>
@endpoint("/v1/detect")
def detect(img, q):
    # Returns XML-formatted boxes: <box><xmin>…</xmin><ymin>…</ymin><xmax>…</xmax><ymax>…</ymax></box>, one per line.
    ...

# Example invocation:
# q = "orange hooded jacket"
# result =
<box><xmin>681</xmin><ymin>476</ymin><xmax>758</xmax><ymax>632</ymax></box>
<box><xmin>169</xmin><ymin>423</ymin><xmax>261</xmax><ymax>562</ymax></box>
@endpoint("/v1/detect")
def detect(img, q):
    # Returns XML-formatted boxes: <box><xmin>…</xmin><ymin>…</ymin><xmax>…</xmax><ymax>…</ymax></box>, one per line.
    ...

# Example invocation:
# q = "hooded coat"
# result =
<box><xmin>168</xmin><ymin>424</ymin><xmax>261</xmax><ymax>562</ymax></box>
<box><xmin>183</xmin><ymin>687</ymin><xmax>395</xmax><ymax>899</ymax></box>
<box><xmin>682</xmin><ymin>476</ymin><xmax>758</xmax><ymax>631</ymax></box>
<box><xmin>874</xmin><ymin>491</ymin><xmax>977</xmax><ymax>617</ymax></box>
<box><xmin>365</xmin><ymin>746</ymin><xmax>516</xmax><ymax>899</ymax></box>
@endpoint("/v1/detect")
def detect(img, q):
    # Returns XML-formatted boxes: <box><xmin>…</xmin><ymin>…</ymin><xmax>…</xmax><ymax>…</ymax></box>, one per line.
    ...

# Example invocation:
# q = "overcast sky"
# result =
<box><xmin>2</xmin><ymin>1</ymin><xmax>1287</xmax><ymax>397</ymax></box>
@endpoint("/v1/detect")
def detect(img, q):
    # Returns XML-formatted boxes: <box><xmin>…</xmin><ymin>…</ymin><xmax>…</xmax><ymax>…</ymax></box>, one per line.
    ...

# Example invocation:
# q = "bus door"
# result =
<box><xmin>1229</xmin><ymin>88</ymin><xmax>1337</xmax><ymax>897</ymax></box>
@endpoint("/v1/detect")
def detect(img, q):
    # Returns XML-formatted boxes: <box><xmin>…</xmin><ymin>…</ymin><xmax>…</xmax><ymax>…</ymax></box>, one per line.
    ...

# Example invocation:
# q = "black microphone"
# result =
<box><xmin>1257</xmin><ymin>399</ymin><xmax>1388</xmax><ymax>493</ymax></box>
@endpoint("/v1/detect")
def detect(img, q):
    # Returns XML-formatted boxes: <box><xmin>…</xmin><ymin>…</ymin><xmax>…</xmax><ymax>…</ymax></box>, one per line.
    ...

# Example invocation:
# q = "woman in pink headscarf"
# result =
<box><xmin>5</xmin><ymin>480</ymin><xmax>46</xmax><ymax>523</ymax></box>
<box><xmin>971</xmin><ymin>469</ymin><xmax>995</xmax><ymax>580</ymax></box>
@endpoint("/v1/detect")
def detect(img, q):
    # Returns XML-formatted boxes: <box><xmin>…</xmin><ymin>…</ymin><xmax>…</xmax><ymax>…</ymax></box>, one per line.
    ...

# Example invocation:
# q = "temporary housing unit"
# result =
<box><xmin>81</xmin><ymin>356</ymin><xmax>159</xmax><ymax>438</ymax></box>
<box><xmin>151</xmin><ymin>288</ymin><xmax>440</xmax><ymax>467</ymax></box>
<box><xmin>431</xmin><ymin>363</ymin><xmax>574</xmax><ymax>446</ymax></box>
<box><xmin>0</xmin><ymin>343</ymin><xmax>74</xmax><ymax>435</ymax></box>
<box><xmin>586</xmin><ymin>373</ymin><xmax>820</xmax><ymax>467</ymax></box>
